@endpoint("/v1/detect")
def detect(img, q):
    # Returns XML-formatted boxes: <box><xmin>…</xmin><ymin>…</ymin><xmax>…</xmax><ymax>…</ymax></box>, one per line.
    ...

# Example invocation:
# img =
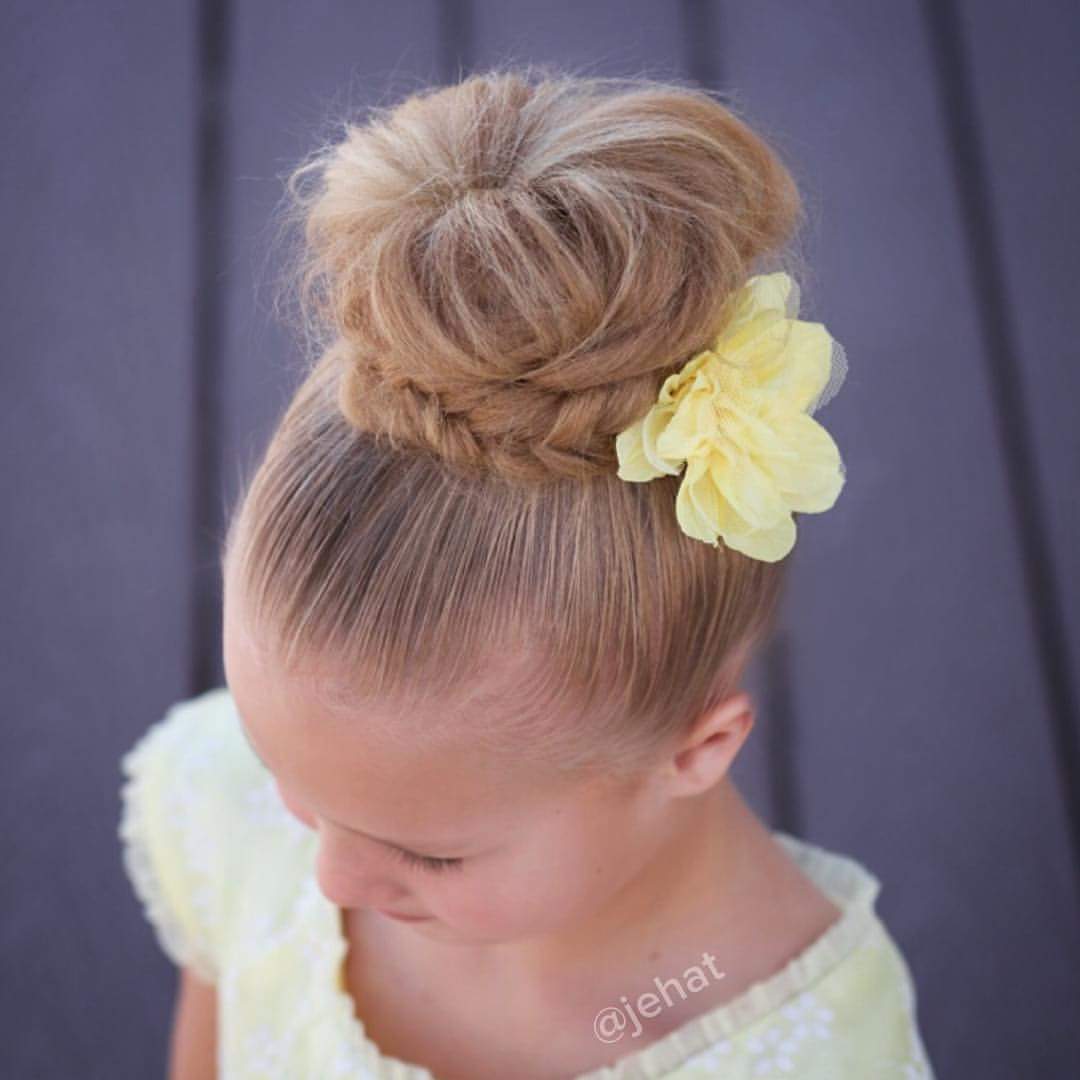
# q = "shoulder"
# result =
<box><xmin>776</xmin><ymin>836</ymin><xmax>938</xmax><ymax>1079</ymax></box>
<box><xmin>117</xmin><ymin>686</ymin><xmax>299</xmax><ymax>981</ymax></box>
<box><xmin>120</xmin><ymin>685</ymin><xmax>252</xmax><ymax>786</ymax></box>
<box><xmin>772</xmin><ymin>833</ymin><xmax>936</xmax><ymax>1077</ymax></box>
<box><xmin>663</xmin><ymin>833</ymin><xmax>936</xmax><ymax>1078</ymax></box>
<box><xmin>831</xmin><ymin>915</ymin><xmax>936</xmax><ymax>1076</ymax></box>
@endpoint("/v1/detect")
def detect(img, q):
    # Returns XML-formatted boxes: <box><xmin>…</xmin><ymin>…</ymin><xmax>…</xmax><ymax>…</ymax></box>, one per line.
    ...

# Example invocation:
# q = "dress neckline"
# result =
<box><xmin>307</xmin><ymin>830</ymin><xmax>882</xmax><ymax>1080</ymax></box>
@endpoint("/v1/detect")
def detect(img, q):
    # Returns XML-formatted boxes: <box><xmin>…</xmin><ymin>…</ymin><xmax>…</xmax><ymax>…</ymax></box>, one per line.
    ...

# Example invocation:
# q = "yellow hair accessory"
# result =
<box><xmin>614</xmin><ymin>271</ymin><xmax>848</xmax><ymax>562</ymax></box>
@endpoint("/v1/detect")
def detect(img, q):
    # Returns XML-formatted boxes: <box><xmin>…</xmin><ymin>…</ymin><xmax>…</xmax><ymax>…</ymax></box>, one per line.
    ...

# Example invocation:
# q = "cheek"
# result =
<box><xmin>443</xmin><ymin>824</ymin><xmax>645</xmax><ymax>936</ymax></box>
<box><xmin>531</xmin><ymin>828</ymin><xmax>640</xmax><ymax>908</ymax></box>
<box><xmin>516</xmin><ymin>799</ymin><xmax>665</xmax><ymax>917</ymax></box>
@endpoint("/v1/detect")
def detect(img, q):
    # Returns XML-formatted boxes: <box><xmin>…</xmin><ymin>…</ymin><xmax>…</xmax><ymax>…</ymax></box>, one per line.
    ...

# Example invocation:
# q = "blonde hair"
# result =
<box><xmin>224</xmin><ymin>63</ymin><xmax>806</xmax><ymax>777</ymax></box>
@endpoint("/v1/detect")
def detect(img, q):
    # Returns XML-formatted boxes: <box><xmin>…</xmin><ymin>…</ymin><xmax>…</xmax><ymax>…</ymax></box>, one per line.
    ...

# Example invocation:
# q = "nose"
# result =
<box><xmin>313</xmin><ymin>830</ymin><xmax>413</xmax><ymax>910</ymax></box>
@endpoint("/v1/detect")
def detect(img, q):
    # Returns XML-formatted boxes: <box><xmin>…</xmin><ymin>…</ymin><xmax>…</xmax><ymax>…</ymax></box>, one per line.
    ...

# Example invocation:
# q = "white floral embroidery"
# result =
<box><xmin>118</xmin><ymin>710</ymin><xmax>219</xmax><ymax>982</ymax></box>
<box><xmin>741</xmin><ymin>991</ymin><xmax>834</xmax><ymax>1075</ymax></box>
<box><xmin>239</xmin><ymin>776</ymin><xmax>311</xmax><ymax>843</ymax></box>
<box><xmin>781</xmin><ymin>991</ymin><xmax>835</xmax><ymax>1039</ymax></box>
<box><xmin>325</xmin><ymin>1039</ymin><xmax>383</xmax><ymax>1079</ymax></box>
<box><xmin>240</xmin><ymin>780</ymin><xmax>287</xmax><ymax>828</ymax></box>
<box><xmin>682</xmin><ymin>1038</ymin><xmax>734</xmax><ymax>1069</ymax></box>
<box><xmin>747</xmin><ymin>1024</ymin><xmax>792</xmax><ymax>1074</ymax></box>
<box><xmin>242</xmin><ymin>1021</ymin><xmax>289</xmax><ymax>1075</ymax></box>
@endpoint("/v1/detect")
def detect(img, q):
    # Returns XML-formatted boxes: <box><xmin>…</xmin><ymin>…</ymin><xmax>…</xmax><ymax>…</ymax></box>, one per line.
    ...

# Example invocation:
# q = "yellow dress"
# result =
<box><xmin>118</xmin><ymin>686</ymin><xmax>936</xmax><ymax>1078</ymax></box>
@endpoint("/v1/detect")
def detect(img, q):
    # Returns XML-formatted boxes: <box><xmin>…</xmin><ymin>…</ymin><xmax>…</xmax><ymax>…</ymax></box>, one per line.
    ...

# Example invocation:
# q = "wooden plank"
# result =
<box><xmin>470</xmin><ymin>0</ymin><xmax>683</xmax><ymax>81</ymax></box>
<box><xmin>0</xmin><ymin>2</ymin><xmax>198</xmax><ymax>1076</ymax></box>
<box><xmin>957</xmin><ymin>0</ymin><xmax>1080</xmax><ymax>871</ymax></box>
<box><xmin>719</xmin><ymin>2</ymin><xmax>1080</xmax><ymax>1075</ymax></box>
<box><xmin>958</xmin><ymin>0</ymin><xmax>1080</xmax><ymax>674</ymax></box>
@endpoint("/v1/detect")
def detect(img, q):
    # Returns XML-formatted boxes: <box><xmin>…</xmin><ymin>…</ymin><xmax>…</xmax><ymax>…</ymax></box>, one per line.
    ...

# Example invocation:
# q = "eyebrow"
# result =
<box><xmin>236</xmin><ymin>713</ymin><xmax>461</xmax><ymax>860</ymax></box>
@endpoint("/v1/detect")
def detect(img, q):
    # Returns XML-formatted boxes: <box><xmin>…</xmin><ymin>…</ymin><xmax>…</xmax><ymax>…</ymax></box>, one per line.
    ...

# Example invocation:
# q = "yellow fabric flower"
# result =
<box><xmin>615</xmin><ymin>272</ymin><xmax>847</xmax><ymax>562</ymax></box>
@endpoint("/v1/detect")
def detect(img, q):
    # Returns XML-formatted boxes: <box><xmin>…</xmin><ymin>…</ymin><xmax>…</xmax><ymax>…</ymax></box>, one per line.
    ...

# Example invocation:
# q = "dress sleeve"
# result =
<box><xmin>117</xmin><ymin>696</ymin><xmax>226</xmax><ymax>984</ymax></box>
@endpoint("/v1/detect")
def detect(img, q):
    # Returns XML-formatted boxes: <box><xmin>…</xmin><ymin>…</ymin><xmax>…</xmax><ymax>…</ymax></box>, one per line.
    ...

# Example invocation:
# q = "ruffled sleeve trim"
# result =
<box><xmin>117</xmin><ymin>710</ymin><xmax>219</xmax><ymax>984</ymax></box>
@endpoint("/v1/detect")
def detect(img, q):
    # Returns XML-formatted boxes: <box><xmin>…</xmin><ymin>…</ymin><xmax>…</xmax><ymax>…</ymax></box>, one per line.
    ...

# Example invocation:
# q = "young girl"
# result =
<box><xmin>118</xmin><ymin>65</ymin><xmax>935</xmax><ymax>1078</ymax></box>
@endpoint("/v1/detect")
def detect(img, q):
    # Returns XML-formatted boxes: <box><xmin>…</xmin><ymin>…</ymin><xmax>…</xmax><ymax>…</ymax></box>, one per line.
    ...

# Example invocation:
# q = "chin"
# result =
<box><xmin>398</xmin><ymin>918</ymin><xmax>502</xmax><ymax>945</ymax></box>
<box><xmin>433</xmin><ymin>920</ymin><xmax>558</xmax><ymax>947</ymax></box>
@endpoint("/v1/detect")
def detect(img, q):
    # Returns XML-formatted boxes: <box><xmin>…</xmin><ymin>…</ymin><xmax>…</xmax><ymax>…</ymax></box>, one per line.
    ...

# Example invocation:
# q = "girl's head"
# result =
<box><xmin>222</xmin><ymin>64</ymin><xmax>805</xmax><ymax>943</ymax></box>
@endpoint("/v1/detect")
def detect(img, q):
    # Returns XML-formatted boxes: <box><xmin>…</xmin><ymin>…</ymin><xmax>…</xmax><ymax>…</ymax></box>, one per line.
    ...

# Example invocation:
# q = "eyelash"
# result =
<box><xmin>249</xmin><ymin>753</ymin><xmax>464</xmax><ymax>873</ymax></box>
<box><xmin>391</xmin><ymin>848</ymin><xmax>465</xmax><ymax>874</ymax></box>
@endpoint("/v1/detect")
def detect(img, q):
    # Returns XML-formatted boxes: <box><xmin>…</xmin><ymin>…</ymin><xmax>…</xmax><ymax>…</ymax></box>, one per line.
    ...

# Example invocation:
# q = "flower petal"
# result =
<box><xmin>676</xmin><ymin>455</ymin><xmax>734</xmax><ymax>544</ymax></box>
<box><xmin>713</xmin><ymin>272</ymin><xmax>792</xmax><ymax>347</ymax></box>
<box><xmin>724</xmin><ymin>513</ymin><xmax>797</xmax><ymax>563</ymax></box>
<box><xmin>659</xmin><ymin>390</ymin><xmax>715</xmax><ymax>461</ymax></box>
<box><xmin>640</xmin><ymin>403</ymin><xmax>683</xmax><ymax>475</ymax></box>
<box><xmin>615</xmin><ymin>419</ymin><xmax>663</xmax><ymax>482</ymax></box>
<box><xmin>768</xmin><ymin>321</ymin><xmax>835</xmax><ymax>412</ymax></box>
<box><xmin>745</xmin><ymin>271</ymin><xmax>794</xmax><ymax>315</ymax></box>
<box><xmin>766</xmin><ymin>410</ymin><xmax>846</xmax><ymax>512</ymax></box>
<box><xmin>716</xmin><ymin>308</ymin><xmax>789</xmax><ymax>370</ymax></box>
<box><xmin>711</xmin><ymin>448</ymin><xmax>787</xmax><ymax>529</ymax></box>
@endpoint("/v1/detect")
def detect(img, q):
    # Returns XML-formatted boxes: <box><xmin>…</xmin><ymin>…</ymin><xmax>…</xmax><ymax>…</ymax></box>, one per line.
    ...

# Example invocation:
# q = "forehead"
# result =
<box><xmin>222</xmin><ymin>556</ymin><xmax>586</xmax><ymax>763</ymax></box>
<box><xmin>224</xmin><ymin>574</ymin><xmax>505</xmax><ymax>757</ymax></box>
<box><xmin>222</xmin><ymin>586</ymin><xmax>596</xmax><ymax>835</ymax></box>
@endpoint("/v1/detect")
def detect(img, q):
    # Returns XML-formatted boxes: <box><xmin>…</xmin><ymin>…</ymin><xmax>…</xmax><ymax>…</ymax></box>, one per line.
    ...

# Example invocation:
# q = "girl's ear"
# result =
<box><xmin>664</xmin><ymin>691</ymin><xmax>756</xmax><ymax>797</ymax></box>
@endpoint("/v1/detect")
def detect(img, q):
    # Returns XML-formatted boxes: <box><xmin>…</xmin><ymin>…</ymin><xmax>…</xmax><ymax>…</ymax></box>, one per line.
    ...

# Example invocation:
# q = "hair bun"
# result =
<box><xmin>282</xmin><ymin>65</ymin><xmax>804</xmax><ymax>484</ymax></box>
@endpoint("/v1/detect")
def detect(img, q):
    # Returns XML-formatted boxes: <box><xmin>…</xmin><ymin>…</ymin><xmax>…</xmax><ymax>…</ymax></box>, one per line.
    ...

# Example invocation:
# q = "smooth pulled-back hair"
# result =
<box><xmin>224</xmin><ymin>63</ymin><xmax>806</xmax><ymax>776</ymax></box>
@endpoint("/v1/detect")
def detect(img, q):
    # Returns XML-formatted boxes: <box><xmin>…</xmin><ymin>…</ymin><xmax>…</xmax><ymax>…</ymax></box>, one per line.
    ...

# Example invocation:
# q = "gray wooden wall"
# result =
<box><xmin>3</xmin><ymin>1</ymin><xmax>1078</xmax><ymax>1076</ymax></box>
